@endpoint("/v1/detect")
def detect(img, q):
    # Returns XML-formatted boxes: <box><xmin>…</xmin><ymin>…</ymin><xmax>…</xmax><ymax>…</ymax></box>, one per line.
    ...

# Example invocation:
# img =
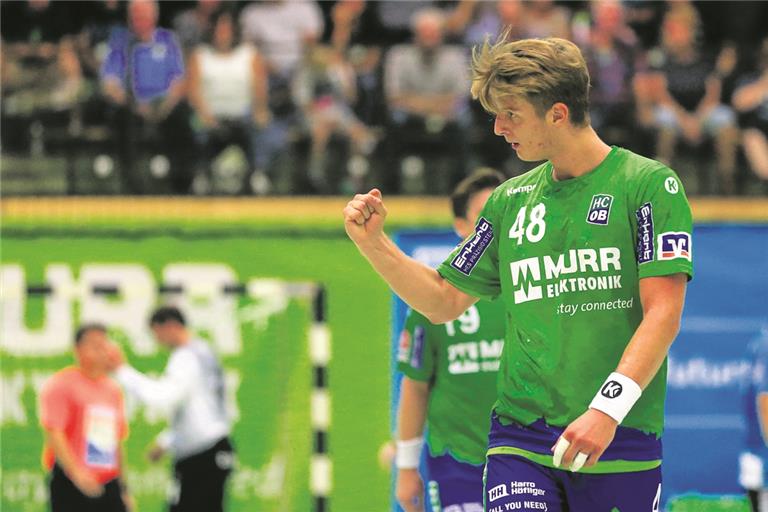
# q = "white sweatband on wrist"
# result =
<box><xmin>589</xmin><ymin>372</ymin><xmax>642</xmax><ymax>424</ymax></box>
<box><xmin>395</xmin><ymin>437</ymin><xmax>424</xmax><ymax>469</ymax></box>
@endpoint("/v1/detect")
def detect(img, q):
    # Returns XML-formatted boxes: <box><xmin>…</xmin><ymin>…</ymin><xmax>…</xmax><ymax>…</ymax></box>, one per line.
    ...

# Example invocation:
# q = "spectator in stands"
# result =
<box><xmin>522</xmin><ymin>0</ymin><xmax>571</xmax><ymax>40</ymax></box>
<box><xmin>1</xmin><ymin>0</ymin><xmax>83</xmax><ymax>152</ymax></box>
<box><xmin>293</xmin><ymin>45</ymin><xmax>376</xmax><ymax>193</ymax></box>
<box><xmin>187</xmin><ymin>8</ymin><xmax>271</xmax><ymax>194</ymax></box>
<box><xmin>444</xmin><ymin>0</ymin><xmax>527</xmax><ymax>46</ymax></box>
<box><xmin>240</xmin><ymin>0</ymin><xmax>324</xmax><ymax>188</ymax></box>
<box><xmin>733</xmin><ymin>38</ymin><xmax>768</xmax><ymax>185</ymax></box>
<box><xmin>75</xmin><ymin>1</ymin><xmax>126</xmax><ymax>80</ymax></box>
<box><xmin>637</xmin><ymin>4</ymin><xmax>739</xmax><ymax>194</ymax></box>
<box><xmin>580</xmin><ymin>0</ymin><xmax>640</xmax><ymax>147</ymax></box>
<box><xmin>101</xmin><ymin>0</ymin><xmax>194</xmax><ymax>194</ymax></box>
<box><xmin>38</xmin><ymin>324</ymin><xmax>131</xmax><ymax>512</ymax></box>
<box><xmin>173</xmin><ymin>0</ymin><xmax>221</xmax><ymax>53</ymax></box>
<box><xmin>384</xmin><ymin>7</ymin><xmax>470</xmax><ymax>193</ymax></box>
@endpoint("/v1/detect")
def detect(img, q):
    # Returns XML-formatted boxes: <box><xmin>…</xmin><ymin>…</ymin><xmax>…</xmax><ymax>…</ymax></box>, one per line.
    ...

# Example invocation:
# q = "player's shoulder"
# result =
<box><xmin>614</xmin><ymin>147</ymin><xmax>681</xmax><ymax>187</ymax></box>
<box><xmin>41</xmin><ymin>367</ymin><xmax>79</xmax><ymax>395</ymax></box>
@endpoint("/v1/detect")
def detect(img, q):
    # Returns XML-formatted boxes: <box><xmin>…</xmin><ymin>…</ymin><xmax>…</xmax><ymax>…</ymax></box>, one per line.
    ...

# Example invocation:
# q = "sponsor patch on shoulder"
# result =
<box><xmin>635</xmin><ymin>202</ymin><xmax>654</xmax><ymax>264</ymax></box>
<box><xmin>410</xmin><ymin>326</ymin><xmax>425</xmax><ymax>369</ymax></box>
<box><xmin>450</xmin><ymin>217</ymin><xmax>494</xmax><ymax>276</ymax></box>
<box><xmin>658</xmin><ymin>232</ymin><xmax>691</xmax><ymax>261</ymax></box>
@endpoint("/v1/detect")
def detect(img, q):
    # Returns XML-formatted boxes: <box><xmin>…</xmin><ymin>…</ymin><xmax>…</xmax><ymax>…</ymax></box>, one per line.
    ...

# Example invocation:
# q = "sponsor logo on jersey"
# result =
<box><xmin>658</xmin><ymin>232</ymin><xmax>691</xmax><ymax>261</ymax></box>
<box><xmin>451</xmin><ymin>217</ymin><xmax>493</xmax><ymax>276</ymax></box>
<box><xmin>447</xmin><ymin>339</ymin><xmax>504</xmax><ymax>374</ymax></box>
<box><xmin>397</xmin><ymin>330</ymin><xmax>411</xmax><ymax>363</ymax></box>
<box><xmin>635</xmin><ymin>202</ymin><xmax>654</xmax><ymax>264</ymax></box>
<box><xmin>664</xmin><ymin>176</ymin><xmax>679</xmax><ymax>194</ymax></box>
<box><xmin>601</xmin><ymin>380</ymin><xmax>623</xmax><ymax>398</ymax></box>
<box><xmin>410</xmin><ymin>326</ymin><xmax>426</xmax><ymax>369</ymax></box>
<box><xmin>488</xmin><ymin>484</ymin><xmax>509</xmax><ymax>502</ymax></box>
<box><xmin>586</xmin><ymin>194</ymin><xmax>613</xmax><ymax>225</ymax></box>
<box><xmin>509</xmin><ymin>248</ymin><xmax>623</xmax><ymax>304</ymax></box>
<box><xmin>506</xmin><ymin>184</ymin><xmax>536</xmax><ymax>196</ymax></box>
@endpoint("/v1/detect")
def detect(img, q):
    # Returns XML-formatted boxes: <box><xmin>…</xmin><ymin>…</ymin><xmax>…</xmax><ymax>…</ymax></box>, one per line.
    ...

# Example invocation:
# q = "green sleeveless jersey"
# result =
<box><xmin>437</xmin><ymin>147</ymin><xmax>693</xmax><ymax>436</ymax></box>
<box><xmin>397</xmin><ymin>298</ymin><xmax>506</xmax><ymax>464</ymax></box>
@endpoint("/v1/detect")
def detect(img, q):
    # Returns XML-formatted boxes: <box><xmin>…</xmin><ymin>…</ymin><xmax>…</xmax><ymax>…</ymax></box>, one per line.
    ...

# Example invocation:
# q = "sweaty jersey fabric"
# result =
<box><xmin>398</xmin><ymin>300</ymin><xmax>506</xmax><ymax>465</ymax></box>
<box><xmin>437</xmin><ymin>146</ymin><xmax>693</xmax><ymax>470</ymax></box>
<box><xmin>39</xmin><ymin>367</ymin><xmax>128</xmax><ymax>484</ymax></box>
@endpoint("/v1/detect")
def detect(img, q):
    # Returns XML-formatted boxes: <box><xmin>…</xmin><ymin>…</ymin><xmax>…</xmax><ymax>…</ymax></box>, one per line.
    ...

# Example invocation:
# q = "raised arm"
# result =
<box><xmin>343</xmin><ymin>189</ymin><xmax>477</xmax><ymax>323</ymax></box>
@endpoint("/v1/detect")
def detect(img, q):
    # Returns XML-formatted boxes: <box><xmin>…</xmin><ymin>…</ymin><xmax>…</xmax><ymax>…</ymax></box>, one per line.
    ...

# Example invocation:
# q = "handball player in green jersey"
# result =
<box><xmin>344</xmin><ymin>36</ymin><xmax>692</xmax><ymax>511</ymax></box>
<box><xmin>396</xmin><ymin>169</ymin><xmax>506</xmax><ymax>512</ymax></box>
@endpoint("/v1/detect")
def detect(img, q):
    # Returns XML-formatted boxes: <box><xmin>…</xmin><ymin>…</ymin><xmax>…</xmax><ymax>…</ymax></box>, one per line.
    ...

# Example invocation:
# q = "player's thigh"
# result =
<box><xmin>562</xmin><ymin>466</ymin><xmax>662</xmax><ymax>512</ymax></box>
<box><xmin>484</xmin><ymin>454</ymin><xmax>564</xmax><ymax>512</ymax></box>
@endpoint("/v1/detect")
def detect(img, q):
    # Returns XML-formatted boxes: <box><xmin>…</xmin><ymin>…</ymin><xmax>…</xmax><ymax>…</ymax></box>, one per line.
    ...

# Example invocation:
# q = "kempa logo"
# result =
<box><xmin>506</xmin><ymin>184</ymin><xmax>536</xmax><ymax>195</ymax></box>
<box><xmin>601</xmin><ymin>380</ymin><xmax>623</xmax><ymax>398</ymax></box>
<box><xmin>508</xmin><ymin>247</ymin><xmax>623</xmax><ymax>304</ymax></box>
<box><xmin>664</xmin><ymin>177</ymin><xmax>679</xmax><ymax>194</ymax></box>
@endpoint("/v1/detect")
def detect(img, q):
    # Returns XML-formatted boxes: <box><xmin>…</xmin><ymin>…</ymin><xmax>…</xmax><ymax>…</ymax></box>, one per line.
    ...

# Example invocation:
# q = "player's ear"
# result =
<box><xmin>550</xmin><ymin>102</ymin><xmax>569</xmax><ymax>125</ymax></box>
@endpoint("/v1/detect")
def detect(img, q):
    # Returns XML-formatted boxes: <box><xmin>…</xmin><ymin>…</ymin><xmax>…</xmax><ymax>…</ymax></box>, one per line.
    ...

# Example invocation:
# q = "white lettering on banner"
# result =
<box><xmin>80</xmin><ymin>265</ymin><xmax>157</xmax><ymax>356</ymax></box>
<box><xmin>0</xmin><ymin>263</ymin><xmax>279</xmax><ymax>358</ymax></box>
<box><xmin>667</xmin><ymin>357</ymin><xmax>752</xmax><ymax>388</ymax></box>
<box><xmin>1</xmin><ymin>372</ymin><xmax>27</xmax><ymax>425</ymax></box>
<box><xmin>163</xmin><ymin>264</ymin><xmax>242</xmax><ymax>355</ymax></box>
<box><xmin>509</xmin><ymin>248</ymin><xmax>623</xmax><ymax>305</ymax></box>
<box><xmin>1</xmin><ymin>265</ymin><xmax>75</xmax><ymax>356</ymax></box>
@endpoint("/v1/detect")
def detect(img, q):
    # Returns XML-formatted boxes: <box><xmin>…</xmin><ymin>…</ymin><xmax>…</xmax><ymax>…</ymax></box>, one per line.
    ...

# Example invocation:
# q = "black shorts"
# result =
<box><xmin>49</xmin><ymin>464</ymin><xmax>126</xmax><ymax>512</ymax></box>
<box><xmin>170</xmin><ymin>437</ymin><xmax>235</xmax><ymax>512</ymax></box>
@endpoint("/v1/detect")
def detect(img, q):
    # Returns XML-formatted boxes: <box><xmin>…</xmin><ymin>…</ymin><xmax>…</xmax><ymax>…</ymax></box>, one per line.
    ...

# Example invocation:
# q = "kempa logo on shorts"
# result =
<box><xmin>488</xmin><ymin>484</ymin><xmax>509</xmax><ymax>502</ymax></box>
<box><xmin>508</xmin><ymin>247</ymin><xmax>623</xmax><ymax>304</ymax></box>
<box><xmin>601</xmin><ymin>380</ymin><xmax>623</xmax><ymax>398</ymax></box>
<box><xmin>506</xmin><ymin>184</ymin><xmax>536</xmax><ymax>196</ymax></box>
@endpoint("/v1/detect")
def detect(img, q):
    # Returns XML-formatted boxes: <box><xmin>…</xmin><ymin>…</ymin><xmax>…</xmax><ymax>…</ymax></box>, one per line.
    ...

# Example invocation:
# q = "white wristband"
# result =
<box><xmin>395</xmin><ymin>437</ymin><xmax>424</xmax><ymax>469</ymax></box>
<box><xmin>589</xmin><ymin>372</ymin><xmax>642</xmax><ymax>424</ymax></box>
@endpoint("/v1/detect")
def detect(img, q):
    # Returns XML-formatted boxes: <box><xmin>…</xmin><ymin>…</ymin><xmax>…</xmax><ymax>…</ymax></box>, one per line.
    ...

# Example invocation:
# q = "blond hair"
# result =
<box><xmin>470</xmin><ymin>36</ymin><xmax>591</xmax><ymax>126</ymax></box>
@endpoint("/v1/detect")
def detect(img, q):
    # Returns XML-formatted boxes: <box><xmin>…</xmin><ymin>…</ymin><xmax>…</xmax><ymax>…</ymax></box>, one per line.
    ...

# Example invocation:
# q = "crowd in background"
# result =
<box><xmin>1</xmin><ymin>0</ymin><xmax>767</xmax><ymax>196</ymax></box>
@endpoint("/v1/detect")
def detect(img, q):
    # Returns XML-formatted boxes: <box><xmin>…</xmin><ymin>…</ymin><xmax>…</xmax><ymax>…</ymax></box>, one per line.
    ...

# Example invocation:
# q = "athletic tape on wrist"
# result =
<box><xmin>395</xmin><ymin>437</ymin><xmax>424</xmax><ymax>469</ymax></box>
<box><xmin>589</xmin><ymin>372</ymin><xmax>642</xmax><ymax>424</ymax></box>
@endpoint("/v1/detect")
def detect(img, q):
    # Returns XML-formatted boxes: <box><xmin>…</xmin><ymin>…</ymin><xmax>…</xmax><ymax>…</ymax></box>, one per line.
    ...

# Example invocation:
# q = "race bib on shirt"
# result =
<box><xmin>84</xmin><ymin>405</ymin><xmax>118</xmax><ymax>468</ymax></box>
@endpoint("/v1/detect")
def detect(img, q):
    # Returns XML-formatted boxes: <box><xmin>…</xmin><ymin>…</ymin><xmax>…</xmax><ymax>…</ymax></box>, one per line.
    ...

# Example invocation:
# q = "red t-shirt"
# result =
<box><xmin>39</xmin><ymin>367</ymin><xmax>128</xmax><ymax>484</ymax></box>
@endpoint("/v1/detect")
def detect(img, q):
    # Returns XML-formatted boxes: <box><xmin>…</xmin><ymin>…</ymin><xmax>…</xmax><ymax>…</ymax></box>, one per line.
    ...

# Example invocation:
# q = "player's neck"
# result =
<box><xmin>550</xmin><ymin>126</ymin><xmax>611</xmax><ymax>181</ymax></box>
<box><xmin>78</xmin><ymin>365</ymin><xmax>105</xmax><ymax>380</ymax></box>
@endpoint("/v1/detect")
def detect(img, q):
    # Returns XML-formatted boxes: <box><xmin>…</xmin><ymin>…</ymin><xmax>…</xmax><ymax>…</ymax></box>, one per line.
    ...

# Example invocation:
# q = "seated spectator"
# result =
<box><xmin>732</xmin><ymin>38</ymin><xmax>768</xmax><ymax>184</ymax></box>
<box><xmin>1</xmin><ymin>0</ymin><xmax>83</xmax><ymax>152</ymax></box>
<box><xmin>581</xmin><ymin>0</ymin><xmax>640</xmax><ymax>147</ymax></box>
<box><xmin>173</xmin><ymin>0</ymin><xmax>221</xmax><ymax>54</ymax></box>
<box><xmin>100</xmin><ymin>0</ymin><xmax>194</xmax><ymax>194</ymax></box>
<box><xmin>187</xmin><ymin>8</ymin><xmax>271</xmax><ymax>194</ymax></box>
<box><xmin>384</xmin><ymin>7</ymin><xmax>470</xmax><ymax>193</ymax></box>
<box><xmin>522</xmin><ymin>0</ymin><xmax>571</xmax><ymax>40</ymax></box>
<box><xmin>293</xmin><ymin>45</ymin><xmax>376</xmax><ymax>193</ymax></box>
<box><xmin>636</xmin><ymin>4</ymin><xmax>739</xmax><ymax>194</ymax></box>
<box><xmin>239</xmin><ymin>0</ymin><xmax>324</xmax><ymax>189</ymax></box>
<box><xmin>444</xmin><ymin>0</ymin><xmax>527</xmax><ymax>46</ymax></box>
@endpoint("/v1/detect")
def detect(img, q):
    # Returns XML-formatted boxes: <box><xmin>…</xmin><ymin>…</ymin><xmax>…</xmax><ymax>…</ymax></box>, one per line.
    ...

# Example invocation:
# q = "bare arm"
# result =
<box><xmin>733</xmin><ymin>73</ymin><xmax>768</xmax><ymax>112</ymax></box>
<box><xmin>556</xmin><ymin>273</ymin><xmax>687</xmax><ymax>469</ymax></box>
<box><xmin>46</xmin><ymin>429</ymin><xmax>104</xmax><ymax>497</ymax></box>
<box><xmin>186</xmin><ymin>50</ymin><xmax>216</xmax><ymax>126</ymax></box>
<box><xmin>395</xmin><ymin>378</ymin><xmax>429</xmax><ymax>512</ymax></box>
<box><xmin>758</xmin><ymin>393</ymin><xmax>768</xmax><ymax>445</ymax></box>
<box><xmin>343</xmin><ymin>189</ymin><xmax>477</xmax><ymax>323</ymax></box>
<box><xmin>251</xmin><ymin>51</ymin><xmax>271</xmax><ymax>127</ymax></box>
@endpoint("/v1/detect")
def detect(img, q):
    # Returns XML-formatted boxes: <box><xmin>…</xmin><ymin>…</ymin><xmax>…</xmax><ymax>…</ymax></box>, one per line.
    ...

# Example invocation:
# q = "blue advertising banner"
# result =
<box><xmin>391</xmin><ymin>224</ymin><xmax>768</xmax><ymax>510</ymax></box>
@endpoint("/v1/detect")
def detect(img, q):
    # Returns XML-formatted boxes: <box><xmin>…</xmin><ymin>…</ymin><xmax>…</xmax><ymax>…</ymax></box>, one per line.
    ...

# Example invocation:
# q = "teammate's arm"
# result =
<box><xmin>46</xmin><ymin>429</ymin><xmax>104</xmax><ymax>497</ymax></box>
<box><xmin>395</xmin><ymin>378</ymin><xmax>430</xmax><ymax>512</ymax></box>
<box><xmin>343</xmin><ymin>189</ymin><xmax>478</xmax><ymax>323</ymax></box>
<box><xmin>555</xmin><ymin>273</ymin><xmax>687</xmax><ymax>469</ymax></box>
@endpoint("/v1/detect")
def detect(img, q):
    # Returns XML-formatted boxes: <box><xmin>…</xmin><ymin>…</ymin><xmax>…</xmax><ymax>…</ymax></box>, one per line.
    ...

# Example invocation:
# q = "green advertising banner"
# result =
<box><xmin>1</xmin><ymin>231</ymin><xmax>393</xmax><ymax>512</ymax></box>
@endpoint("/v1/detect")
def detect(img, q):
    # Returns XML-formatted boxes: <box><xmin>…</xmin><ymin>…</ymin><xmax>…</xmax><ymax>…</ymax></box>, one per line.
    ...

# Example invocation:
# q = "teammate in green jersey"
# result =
<box><xmin>344</xmin><ymin>36</ymin><xmax>691</xmax><ymax>511</ymax></box>
<box><xmin>396</xmin><ymin>169</ymin><xmax>506</xmax><ymax>512</ymax></box>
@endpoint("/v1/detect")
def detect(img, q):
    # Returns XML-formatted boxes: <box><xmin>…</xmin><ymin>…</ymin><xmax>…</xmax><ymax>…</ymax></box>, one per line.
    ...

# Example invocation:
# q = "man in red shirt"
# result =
<box><xmin>38</xmin><ymin>323</ymin><xmax>132</xmax><ymax>512</ymax></box>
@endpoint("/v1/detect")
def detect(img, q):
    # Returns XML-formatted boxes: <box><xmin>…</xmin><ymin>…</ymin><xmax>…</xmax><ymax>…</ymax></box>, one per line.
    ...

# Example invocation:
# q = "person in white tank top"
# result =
<box><xmin>187</xmin><ymin>8</ymin><xmax>271</xmax><ymax>194</ymax></box>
